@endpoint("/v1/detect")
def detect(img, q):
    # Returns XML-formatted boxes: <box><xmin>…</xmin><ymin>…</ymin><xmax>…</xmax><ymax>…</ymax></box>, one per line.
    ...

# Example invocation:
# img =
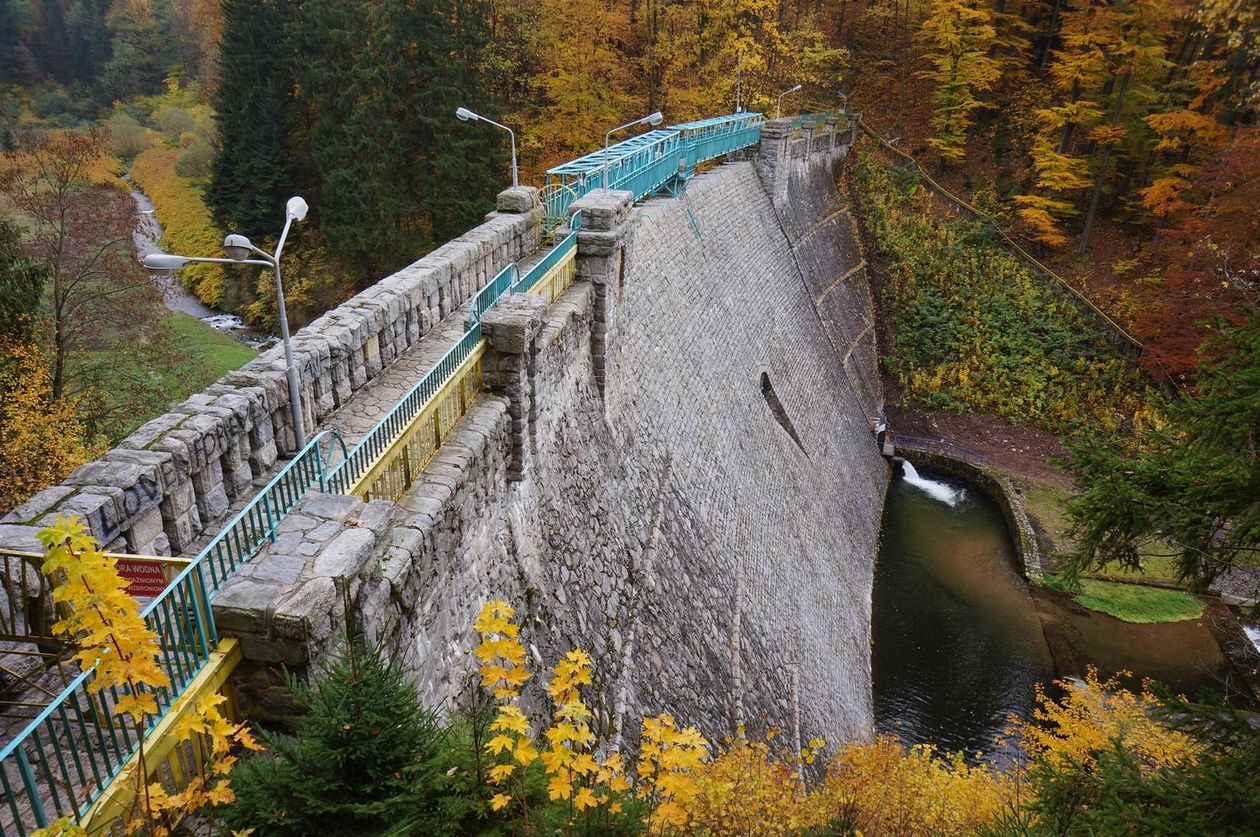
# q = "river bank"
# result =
<box><xmin>128</xmin><ymin>183</ymin><xmax>273</xmax><ymax>350</ymax></box>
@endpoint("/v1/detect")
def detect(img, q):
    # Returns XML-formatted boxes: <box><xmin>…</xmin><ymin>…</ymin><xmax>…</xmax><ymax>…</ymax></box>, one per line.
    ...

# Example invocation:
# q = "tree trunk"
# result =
<box><xmin>1038</xmin><ymin>0</ymin><xmax>1063</xmax><ymax>73</ymax></box>
<box><xmin>1079</xmin><ymin>72</ymin><xmax>1131</xmax><ymax>255</ymax></box>
<box><xmin>1058</xmin><ymin>80</ymin><xmax>1079</xmax><ymax>153</ymax></box>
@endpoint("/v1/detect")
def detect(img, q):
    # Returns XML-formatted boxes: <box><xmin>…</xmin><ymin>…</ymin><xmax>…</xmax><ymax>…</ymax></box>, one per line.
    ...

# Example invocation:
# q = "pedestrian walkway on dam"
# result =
<box><xmin>178</xmin><ymin>246</ymin><xmax>546</xmax><ymax>560</ymax></box>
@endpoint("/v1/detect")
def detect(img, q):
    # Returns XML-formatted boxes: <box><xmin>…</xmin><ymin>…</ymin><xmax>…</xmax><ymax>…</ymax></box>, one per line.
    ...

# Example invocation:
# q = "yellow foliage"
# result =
<box><xmin>129</xmin><ymin>146</ymin><xmax>226</xmax><ymax>307</ymax></box>
<box><xmin>813</xmin><ymin>737</ymin><xmax>1012</xmax><ymax>835</ymax></box>
<box><xmin>686</xmin><ymin>734</ymin><xmax>818</xmax><ymax>836</ymax></box>
<box><xmin>0</xmin><ymin>342</ymin><xmax>100</xmax><ymax>515</ymax></box>
<box><xmin>31</xmin><ymin>519</ymin><xmax>259</xmax><ymax>837</ymax></box>
<box><xmin>1014</xmin><ymin>667</ymin><xmax>1200</xmax><ymax>772</ymax></box>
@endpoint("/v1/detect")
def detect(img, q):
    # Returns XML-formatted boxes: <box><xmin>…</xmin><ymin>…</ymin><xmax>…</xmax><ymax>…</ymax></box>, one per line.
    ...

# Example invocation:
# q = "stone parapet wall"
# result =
<box><xmin>755</xmin><ymin>116</ymin><xmax>882</xmax><ymax>423</ymax></box>
<box><xmin>0</xmin><ymin>189</ymin><xmax>541</xmax><ymax>559</ymax></box>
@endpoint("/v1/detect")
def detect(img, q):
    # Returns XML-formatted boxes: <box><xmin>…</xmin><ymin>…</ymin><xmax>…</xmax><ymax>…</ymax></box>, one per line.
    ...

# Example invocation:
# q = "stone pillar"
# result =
<box><xmin>569</xmin><ymin>189</ymin><xmax>634</xmax><ymax>399</ymax></box>
<box><xmin>754</xmin><ymin>119</ymin><xmax>793</xmax><ymax>207</ymax></box>
<box><xmin>481</xmin><ymin>294</ymin><xmax>549</xmax><ymax>481</ymax></box>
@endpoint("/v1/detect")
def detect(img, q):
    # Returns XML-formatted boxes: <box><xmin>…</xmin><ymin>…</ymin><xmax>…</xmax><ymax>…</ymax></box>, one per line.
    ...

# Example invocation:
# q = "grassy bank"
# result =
<box><xmin>163</xmin><ymin>311</ymin><xmax>257</xmax><ymax>376</ymax></box>
<box><xmin>1044</xmin><ymin>573</ymin><xmax>1203</xmax><ymax>623</ymax></box>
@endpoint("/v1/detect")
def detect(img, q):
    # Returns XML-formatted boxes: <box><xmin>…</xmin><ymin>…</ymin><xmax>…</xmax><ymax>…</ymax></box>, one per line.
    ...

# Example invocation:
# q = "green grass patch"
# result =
<box><xmin>73</xmin><ymin>310</ymin><xmax>257</xmax><ymax>441</ymax></box>
<box><xmin>1044</xmin><ymin>573</ymin><xmax>1202</xmax><ymax>623</ymax></box>
<box><xmin>163</xmin><ymin>311</ymin><xmax>257</xmax><ymax>378</ymax></box>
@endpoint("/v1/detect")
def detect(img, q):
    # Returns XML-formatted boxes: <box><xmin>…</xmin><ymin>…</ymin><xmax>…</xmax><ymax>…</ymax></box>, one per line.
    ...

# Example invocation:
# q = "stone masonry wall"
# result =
<box><xmin>217</xmin><ymin>123</ymin><xmax>889</xmax><ymax>750</ymax></box>
<box><xmin>0</xmin><ymin>189</ymin><xmax>541</xmax><ymax>560</ymax></box>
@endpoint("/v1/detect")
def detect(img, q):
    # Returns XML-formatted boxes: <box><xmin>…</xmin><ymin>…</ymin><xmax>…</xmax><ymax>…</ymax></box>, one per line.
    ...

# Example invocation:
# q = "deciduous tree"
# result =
<box><xmin>914</xmin><ymin>0</ymin><xmax>1001</xmax><ymax>165</ymax></box>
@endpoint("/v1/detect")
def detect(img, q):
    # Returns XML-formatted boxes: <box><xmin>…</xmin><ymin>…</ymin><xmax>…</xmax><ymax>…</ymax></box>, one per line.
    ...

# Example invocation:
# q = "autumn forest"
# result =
<box><xmin>0</xmin><ymin>0</ymin><xmax>1259</xmax><ymax>833</ymax></box>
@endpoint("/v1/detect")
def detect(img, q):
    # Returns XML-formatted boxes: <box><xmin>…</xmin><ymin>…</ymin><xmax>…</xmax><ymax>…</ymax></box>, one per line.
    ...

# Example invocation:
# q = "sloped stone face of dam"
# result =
<box><xmin>217</xmin><ymin>123</ymin><xmax>887</xmax><ymax>746</ymax></box>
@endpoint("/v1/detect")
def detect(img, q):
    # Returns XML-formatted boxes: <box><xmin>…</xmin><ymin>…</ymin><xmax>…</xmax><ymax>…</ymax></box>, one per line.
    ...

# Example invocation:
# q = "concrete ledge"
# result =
<box><xmin>898</xmin><ymin>449</ymin><xmax>1045</xmax><ymax>581</ymax></box>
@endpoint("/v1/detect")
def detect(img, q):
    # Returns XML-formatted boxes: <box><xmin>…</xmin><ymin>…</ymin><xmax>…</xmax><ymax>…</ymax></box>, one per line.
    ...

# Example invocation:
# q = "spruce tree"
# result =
<box><xmin>287</xmin><ymin>0</ymin><xmax>507</xmax><ymax>283</ymax></box>
<box><xmin>220</xmin><ymin>647</ymin><xmax>448</xmax><ymax>836</ymax></box>
<box><xmin>206</xmin><ymin>0</ymin><xmax>296</xmax><ymax>242</ymax></box>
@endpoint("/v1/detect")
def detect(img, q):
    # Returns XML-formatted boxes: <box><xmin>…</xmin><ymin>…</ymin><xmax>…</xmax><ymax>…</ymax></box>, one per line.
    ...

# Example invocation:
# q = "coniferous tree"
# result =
<box><xmin>206</xmin><ymin>0</ymin><xmax>296</xmax><ymax>242</ymax></box>
<box><xmin>220</xmin><ymin>647</ymin><xmax>448</xmax><ymax>836</ymax></box>
<box><xmin>288</xmin><ymin>0</ymin><xmax>505</xmax><ymax>281</ymax></box>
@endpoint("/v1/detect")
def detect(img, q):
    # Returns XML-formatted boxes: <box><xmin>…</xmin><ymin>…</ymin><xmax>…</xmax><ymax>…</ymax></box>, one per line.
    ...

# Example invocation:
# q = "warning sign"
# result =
<box><xmin>116</xmin><ymin>560</ymin><xmax>170</xmax><ymax>598</ymax></box>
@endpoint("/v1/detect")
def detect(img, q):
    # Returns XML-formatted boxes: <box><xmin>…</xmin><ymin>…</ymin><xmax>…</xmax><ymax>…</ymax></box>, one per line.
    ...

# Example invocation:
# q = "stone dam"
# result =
<box><xmin>2</xmin><ymin>118</ymin><xmax>887</xmax><ymax>751</ymax></box>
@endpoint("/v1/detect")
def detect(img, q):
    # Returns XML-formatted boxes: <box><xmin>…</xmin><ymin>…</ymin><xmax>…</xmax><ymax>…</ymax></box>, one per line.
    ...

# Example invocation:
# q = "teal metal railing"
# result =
<box><xmin>543</xmin><ymin>112</ymin><xmax>765</xmax><ymax>225</ymax></box>
<box><xmin>327</xmin><ymin>208</ymin><xmax>584</xmax><ymax>498</ymax></box>
<box><xmin>0</xmin><ymin>109</ymin><xmax>775</xmax><ymax>835</ymax></box>
<box><xmin>0</xmin><ymin>430</ymin><xmax>345</xmax><ymax>835</ymax></box>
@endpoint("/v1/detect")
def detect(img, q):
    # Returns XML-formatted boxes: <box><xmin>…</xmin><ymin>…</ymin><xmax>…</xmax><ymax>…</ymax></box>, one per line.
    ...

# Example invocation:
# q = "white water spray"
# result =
<box><xmin>900</xmin><ymin>460</ymin><xmax>965</xmax><ymax>505</ymax></box>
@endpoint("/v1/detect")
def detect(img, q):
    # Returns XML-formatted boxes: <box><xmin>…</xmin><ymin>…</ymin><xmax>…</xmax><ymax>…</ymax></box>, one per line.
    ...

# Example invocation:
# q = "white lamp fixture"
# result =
<box><xmin>777</xmin><ymin>84</ymin><xmax>803</xmax><ymax>119</ymax></box>
<box><xmin>454</xmin><ymin>107</ymin><xmax>518</xmax><ymax>188</ymax></box>
<box><xmin>141</xmin><ymin>196</ymin><xmax>312</xmax><ymax>449</ymax></box>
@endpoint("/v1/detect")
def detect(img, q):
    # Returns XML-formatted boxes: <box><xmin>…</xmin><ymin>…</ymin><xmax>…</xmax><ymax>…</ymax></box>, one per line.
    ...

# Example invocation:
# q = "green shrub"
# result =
<box><xmin>854</xmin><ymin>154</ymin><xmax>1157</xmax><ymax>436</ymax></box>
<box><xmin>106</xmin><ymin>112</ymin><xmax>151</xmax><ymax>158</ymax></box>
<box><xmin>220</xmin><ymin>648</ymin><xmax>449</xmax><ymax>836</ymax></box>
<box><xmin>176</xmin><ymin>136</ymin><xmax>215</xmax><ymax>178</ymax></box>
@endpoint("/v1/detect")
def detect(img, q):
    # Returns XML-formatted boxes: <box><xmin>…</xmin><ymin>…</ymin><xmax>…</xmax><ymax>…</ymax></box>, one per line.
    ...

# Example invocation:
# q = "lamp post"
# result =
<box><xmin>776</xmin><ymin>84</ymin><xmax>802</xmax><ymax>119</ymax></box>
<box><xmin>143</xmin><ymin>196</ymin><xmax>310</xmax><ymax>450</ymax></box>
<box><xmin>603</xmin><ymin>111</ymin><xmax>664</xmax><ymax>189</ymax></box>
<box><xmin>456</xmin><ymin>107</ymin><xmax>518</xmax><ymax>188</ymax></box>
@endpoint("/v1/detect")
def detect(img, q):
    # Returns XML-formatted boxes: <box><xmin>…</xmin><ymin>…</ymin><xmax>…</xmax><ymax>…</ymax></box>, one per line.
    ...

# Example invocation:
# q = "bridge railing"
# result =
<box><xmin>331</xmin><ymin>210</ymin><xmax>583</xmax><ymax>503</ymax></box>
<box><xmin>543</xmin><ymin>113</ymin><xmax>766</xmax><ymax>227</ymax></box>
<box><xmin>0</xmin><ymin>429</ymin><xmax>344</xmax><ymax>835</ymax></box>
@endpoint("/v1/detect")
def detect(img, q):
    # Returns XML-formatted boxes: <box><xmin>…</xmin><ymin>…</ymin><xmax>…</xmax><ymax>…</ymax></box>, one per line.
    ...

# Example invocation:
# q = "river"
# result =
<box><xmin>872</xmin><ymin>462</ymin><xmax>1054</xmax><ymax>763</ymax></box>
<box><xmin>129</xmin><ymin>185</ymin><xmax>272</xmax><ymax>349</ymax></box>
<box><xmin>872</xmin><ymin>460</ymin><xmax>1240</xmax><ymax>764</ymax></box>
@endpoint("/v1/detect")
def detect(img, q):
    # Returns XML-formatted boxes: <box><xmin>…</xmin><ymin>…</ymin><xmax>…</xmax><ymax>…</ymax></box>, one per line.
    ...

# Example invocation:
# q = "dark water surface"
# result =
<box><xmin>871</xmin><ymin>462</ymin><xmax>1241</xmax><ymax>763</ymax></box>
<box><xmin>872</xmin><ymin>463</ymin><xmax>1054</xmax><ymax>762</ymax></box>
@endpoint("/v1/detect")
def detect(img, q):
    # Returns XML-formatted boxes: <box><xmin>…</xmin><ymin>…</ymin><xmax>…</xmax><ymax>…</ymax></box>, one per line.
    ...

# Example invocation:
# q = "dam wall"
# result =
<box><xmin>216</xmin><ymin>120</ymin><xmax>890</xmax><ymax>746</ymax></box>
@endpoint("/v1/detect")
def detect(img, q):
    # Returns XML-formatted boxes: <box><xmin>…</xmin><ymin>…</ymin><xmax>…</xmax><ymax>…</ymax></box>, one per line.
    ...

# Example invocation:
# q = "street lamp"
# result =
<box><xmin>143</xmin><ymin>196</ymin><xmax>311</xmax><ymax>449</ymax></box>
<box><xmin>456</xmin><ymin>107</ymin><xmax>518</xmax><ymax>188</ymax></box>
<box><xmin>776</xmin><ymin>84</ymin><xmax>802</xmax><ymax>119</ymax></box>
<box><xmin>603</xmin><ymin>111</ymin><xmax>664</xmax><ymax>188</ymax></box>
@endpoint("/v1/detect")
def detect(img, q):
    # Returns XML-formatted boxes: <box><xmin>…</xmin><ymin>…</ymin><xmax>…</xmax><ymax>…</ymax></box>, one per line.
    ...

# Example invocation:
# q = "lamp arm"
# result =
<box><xmin>273</xmin><ymin>215</ymin><xmax>295</xmax><ymax>267</ymax></box>
<box><xmin>174</xmin><ymin>256</ymin><xmax>275</xmax><ymax>268</ymax></box>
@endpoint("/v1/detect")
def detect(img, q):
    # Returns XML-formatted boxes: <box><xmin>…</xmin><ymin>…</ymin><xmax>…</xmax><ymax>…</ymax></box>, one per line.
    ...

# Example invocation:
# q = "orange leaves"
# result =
<box><xmin>0</xmin><ymin>341</ymin><xmax>99</xmax><ymax>515</ymax></box>
<box><xmin>1014</xmin><ymin>194</ymin><xmax>1074</xmax><ymax>248</ymax></box>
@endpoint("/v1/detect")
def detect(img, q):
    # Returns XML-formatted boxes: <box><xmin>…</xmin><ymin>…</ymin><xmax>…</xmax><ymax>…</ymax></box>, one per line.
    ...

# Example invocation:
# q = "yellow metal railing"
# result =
<box><xmin>80</xmin><ymin>639</ymin><xmax>242</xmax><ymax>835</ymax></box>
<box><xmin>345</xmin><ymin>342</ymin><xmax>486</xmax><ymax>503</ymax></box>
<box><xmin>523</xmin><ymin>245</ymin><xmax>576</xmax><ymax>303</ymax></box>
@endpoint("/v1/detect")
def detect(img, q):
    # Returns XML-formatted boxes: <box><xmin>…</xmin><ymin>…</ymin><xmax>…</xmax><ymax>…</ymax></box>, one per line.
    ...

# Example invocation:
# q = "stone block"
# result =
<box><xmin>301</xmin><ymin>492</ymin><xmax>362</xmax><ymax>522</ymax></box>
<box><xmin>496</xmin><ymin>186</ymin><xmax>539</xmax><ymax>214</ymax></box>
<box><xmin>125</xmin><ymin>505</ymin><xmax>165</xmax><ymax>552</ymax></box>
<box><xmin>251</xmin><ymin>553</ymin><xmax>308</xmax><ymax>585</ymax></box>
<box><xmin>570</xmin><ymin>189</ymin><xmax>633</xmax><ymax>231</ymax></box>
<box><xmin>0</xmin><ymin>523</ymin><xmax>45</xmax><ymax>552</ymax></box>
<box><xmin>213</xmin><ymin>578</ymin><xmax>285</xmax><ymax>635</ymax></box>
<box><xmin>51</xmin><ymin>490</ymin><xmax>124</xmax><ymax>545</ymax></box>
<box><xmin>313</xmin><ymin>528</ymin><xmax>376</xmax><ymax>579</ymax></box>
<box><xmin>482</xmin><ymin>295</ymin><xmax>548</xmax><ymax>355</ymax></box>
<box><xmin>272</xmin><ymin>576</ymin><xmax>337</xmax><ymax>641</ymax></box>
<box><xmin>1</xmin><ymin>485</ymin><xmax>76</xmax><ymax>524</ymax></box>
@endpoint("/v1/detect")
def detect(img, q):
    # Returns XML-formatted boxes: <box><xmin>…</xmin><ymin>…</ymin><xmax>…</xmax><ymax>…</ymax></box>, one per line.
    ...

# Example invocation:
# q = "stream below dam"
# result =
<box><xmin>872</xmin><ymin>461</ymin><xmax>1235</xmax><ymax>764</ymax></box>
<box><xmin>129</xmin><ymin>184</ymin><xmax>273</xmax><ymax>349</ymax></box>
